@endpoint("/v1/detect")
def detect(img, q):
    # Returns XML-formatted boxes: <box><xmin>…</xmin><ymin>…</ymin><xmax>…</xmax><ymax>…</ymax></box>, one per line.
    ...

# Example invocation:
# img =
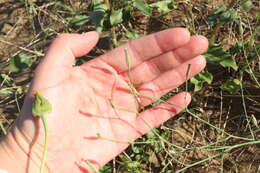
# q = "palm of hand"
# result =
<box><xmin>17</xmin><ymin>29</ymin><xmax>208</xmax><ymax>172</ymax></box>
<box><xmin>40</xmin><ymin>62</ymin><xmax>144</xmax><ymax>172</ymax></box>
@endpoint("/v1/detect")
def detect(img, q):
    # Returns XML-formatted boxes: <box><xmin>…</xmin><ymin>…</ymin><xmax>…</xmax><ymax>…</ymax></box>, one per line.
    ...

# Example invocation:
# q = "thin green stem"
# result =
<box><xmin>186</xmin><ymin>109</ymin><xmax>254</xmax><ymax>141</ymax></box>
<box><xmin>97</xmin><ymin>133</ymin><xmax>130</xmax><ymax>144</ymax></box>
<box><xmin>176</xmin><ymin>153</ymin><xmax>222</xmax><ymax>173</ymax></box>
<box><xmin>139</xmin><ymin>117</ymin><xmax>185</xmax><ymax>151</ymax></box>
<box><xmin>109</xmin><ymin>99</ymin><xmax>139</xmax><ymax>114</ymax></box>
<box><xmin>214</xmin><ymin>139</ymin><xmax>260</xmax><ymax>152</ymax></box>
<box><xmin>239</xmin><ymin>18</ymin><xmax>260</xmax><ymax>87</ymax></box>
<box><xmin>84</xmin><ymin>160</ymin><xmax>101</xmax><ymax>173</ymax></box>
<box><xmin>239</xmin><ymin>74</ymin><xmax>255</xmax><ymax>139</ymax></box>
<box><xmin>173</xmin><ymin>139</ymin><xmax>260</xmax><ymax>172</ymax></box>
<box><xmin>40</xmin><ymin>116</ymin><xmax>48</xmax><ymax>173</ymax></box>
<box><xmin>0</xmin><ymin>121</ymin><xmax>7</xmax><ymax>135</ymax></box>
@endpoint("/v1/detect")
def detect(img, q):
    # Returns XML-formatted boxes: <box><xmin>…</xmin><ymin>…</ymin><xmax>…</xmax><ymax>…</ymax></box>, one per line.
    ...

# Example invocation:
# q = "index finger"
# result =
<box><xmin>99</xmin><ymin>28</ymin><xmax>191</xmax><ymax>73</ymax></box>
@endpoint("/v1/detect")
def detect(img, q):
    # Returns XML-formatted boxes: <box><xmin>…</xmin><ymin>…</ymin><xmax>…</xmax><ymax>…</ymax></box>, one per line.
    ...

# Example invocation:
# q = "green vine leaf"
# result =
<box><xmin>110</xmin><ymin>9</ymin><xmax>123</xmax><ymax>25</ymax></box>
<box><xmin>190</xmin><ymin>71</ymin><xmax>213</xmax><ymax>92</ymax></box>
<box><xmin>133</xmin><ymin>0</ymin><xmax>152</xmax><ymax>16</ymax></box>
<box><xmin>32</xmin><ymin>91</ymin><xmax>52</xmax><ymax>117</ymax></box>
<box><xmin>9</xmin><ymin>53</ymin><xmax>33</xmax><ymax>73</ymax></box>
<box><xmin>221</xmin><ymin>79</ymin><xmax>241</xmax><ymax>94</ymax></box>
<box><xmin>219</xmin><ymin>57</ymin><xmax>238</xmax><ymax>71</ymax></box>
<box><xmin>205</xmin><ymin>45</ymin><xmax>238</xmax><ymax>71</ymax></box>
<box><xmin>90</xmin><ymin>0</ymin><xmax>109</xmax><ymax>32</ymax></box>
<box><xmin>240</xmin><ymin>0</ymin><xmax>253</xmax><ymax>12</ymax></box>
<box><xmin>208</xmin><ymin>6</ymin><xmax>239</xmax><ymax>27</ymax></box>
<box><xmin>126</xmin><ymin>30</ymin><xmax>140</xmax><ymax>40</ymax></box>
<box><xmin>68</xmin><ymin>14</ymin><xmax>89</xmax><ymax>26</ymax></box>
<box><xmin>32</xmin><ymin>91</ymin><xmax>52</xmax><ymax>173</ymax></box>
<box><xmin>150</xmin><ymin>0</ymin><xmax>174</xmax><ymax>14</ymax></box>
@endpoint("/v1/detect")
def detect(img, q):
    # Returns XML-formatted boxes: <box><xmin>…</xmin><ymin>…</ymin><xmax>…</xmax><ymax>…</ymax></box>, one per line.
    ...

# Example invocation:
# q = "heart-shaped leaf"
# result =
<box><xmin>90</xmin><ymin>1</ymin><xmax>109</xmax><ymax>32</ymax></box>
<box><xmin>221</xmin><ymin>79</ymin><xmax>241</xmax><ymax>94</ymax></box>
<box><xmin>240</xmin><ymin>0</ymin><xmax>253</xmax><ymax>12</ymax></box>
<box><xmin>150</xmin><ymin>0</ymin><xmax>173</xmax><ymax>14</ymax></box>
<box><xmin>9</xmin><ymin>53</ymin><xmax>33</xmax><ymax>73</ymax></box>
<box><xmin>205</xmin><ymin>45</ymin><xmax>238</xmax><ymax>71</ymax></box>
<box><xmin>126</xmin><ymin>30</ymin><xmax>140</xmax><ymax>40</ymax></box>
<box><xmin>190</xmin><ymin>71</ymin><xmax>213</xmax><ymax>92</ymax></box>
<box><xmin>133</xmin><ymin>0</ymin><xmax>152</xmax><ymax>16</ymax></box>
<box><xmin>110</xmin><ymin>9</ymin><xmax>123</xmax><ymax>25</ymax></box>
<box><xmin>32</xmin><ymin>91</ymin><xmax>52</xmax><ymax>117</ymax></box>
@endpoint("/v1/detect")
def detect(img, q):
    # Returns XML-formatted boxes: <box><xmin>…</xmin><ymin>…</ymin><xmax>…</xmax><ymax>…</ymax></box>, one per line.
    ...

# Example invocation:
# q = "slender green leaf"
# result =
<box><xmin>0</xmin><ymin>89</ymin><xmax>13</xmax><ymax>95</ymax></box>
<box><xmin>251</xmin><ymin>115</ymin><xmax>259</xmax><ymax>128</ymax></box>
<box><xmin>0</xmin><ymin>121</ymin><xmax>7</xmax><ymax>135</ymax></box>
<box><xmin>124</xmin><ymin>49</ymin><xmax>132</xmax><ymax>71</ymax></box>
<box><xmin>245</xmin><ymin>69</ymin><xmax>260</xmax><ymax>77</ymax></box>
<box><xmin>68</xmin><ymin>15</ymin><xmax>89</xmax><ymax>26</ymax></box>
<box><xmin>133</xmin><ymin>0</ymin><xmax>152</xmax><ymax>16</ymax></box>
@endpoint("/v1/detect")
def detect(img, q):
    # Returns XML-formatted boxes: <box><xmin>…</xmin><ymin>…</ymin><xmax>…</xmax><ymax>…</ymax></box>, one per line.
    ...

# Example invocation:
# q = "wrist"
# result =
<box><xmin>0</xmin><ymin>123</ymin><xmax>42</xmax><ymax>173</ymax></box>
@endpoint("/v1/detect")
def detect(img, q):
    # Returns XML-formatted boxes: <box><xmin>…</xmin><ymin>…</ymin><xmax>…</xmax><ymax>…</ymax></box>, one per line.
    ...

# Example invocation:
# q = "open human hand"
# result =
<box><xmin>0</xmin><ymin>28</ymin><xmax>208</xmax><ymax>172</ymax></box>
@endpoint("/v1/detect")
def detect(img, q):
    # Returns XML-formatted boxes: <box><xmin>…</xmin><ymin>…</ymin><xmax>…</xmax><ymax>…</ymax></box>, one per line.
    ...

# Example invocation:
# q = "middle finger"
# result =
<box><xmin>120</xmin><ymin>35</ymin><xmax>208</xmax><ymax>86</ymax></box>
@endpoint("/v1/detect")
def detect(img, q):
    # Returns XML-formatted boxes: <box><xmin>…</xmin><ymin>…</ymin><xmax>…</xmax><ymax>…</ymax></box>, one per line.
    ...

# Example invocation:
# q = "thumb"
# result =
<box><xmin>40</xmin><ymin>31</ymin><xmax>99</xmax><ymax>68</ymax></box>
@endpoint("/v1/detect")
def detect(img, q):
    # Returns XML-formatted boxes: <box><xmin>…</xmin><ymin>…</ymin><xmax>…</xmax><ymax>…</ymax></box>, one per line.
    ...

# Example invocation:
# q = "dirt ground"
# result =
<box><xmin>0</xmin><ymin>0</ymin><xmax>259</xmax><ymax>172</ymax></box>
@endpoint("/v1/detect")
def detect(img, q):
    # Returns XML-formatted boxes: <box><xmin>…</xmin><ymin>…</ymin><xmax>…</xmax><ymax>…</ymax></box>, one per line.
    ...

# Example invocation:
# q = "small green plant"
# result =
<box><xmin>240</xmin><ymin>0</ymin><xmax>253</xmax><ymax>12</ymax></box>
<box><xmin>119</xmin><ymin>153</ymin><xmax>148</xmax><ymax>173</ymax></box>
<box><xmin>99</xmin><ymin>165</ymin><xmax>112</xmax><ymax>173</ymax></box>
<box><xmin>190</xmin><ymin>44</ymin><xmax>238</xmax><ymax>92</ymax></box>
<box><xmin>32</xmin><ymin>91</ymin><xmax>52</xmax><ymax>173</ymax></box>
<box><xmin>221</xmin><ymin>79</ymin><xmax>241</xmax><ymax>94</ymax></box>
<box><xmin>0</xmin><ymin>73</ymin><xmax>23</xmax><ymax>98</ymax></box>
<box><xmin>68</xmin><ymin>0</ymin><xmax>176</xmax><ymax>46</ymax></box>
<box><xmin>87</xmin><ymin>0</ymin><xmax>175</xmax><ymax>30</ymax></box>
<box><xmin>9</xmin><ymin>53</ymin><xmax>33</xmax><ymax>73</ymax></box>
<box><xmin>208</xmin><ymin>5</ymin><xmax>239</xmax><ymax>28</ymax></box>
<box><xmin>190</xmin><ymin>70</ymin><xmax>213</xmax><ymax>92</ymax></box>
<box><xmin>205</xmin><ymin>45</ymin><xmax>238</xmax><ymax>71</ymax></box>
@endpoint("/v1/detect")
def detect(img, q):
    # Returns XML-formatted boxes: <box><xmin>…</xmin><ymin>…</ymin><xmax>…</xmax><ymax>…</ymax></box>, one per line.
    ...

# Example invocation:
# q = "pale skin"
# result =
<box><xmin>0</xmin><ymin>28</ymin><xmax>208</xmax><ymax>172</ymax></box>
